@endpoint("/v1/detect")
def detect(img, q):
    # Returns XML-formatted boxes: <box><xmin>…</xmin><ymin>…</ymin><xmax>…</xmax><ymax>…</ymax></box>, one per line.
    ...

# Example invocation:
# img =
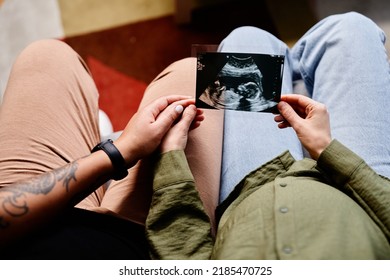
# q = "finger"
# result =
<box><xmin>190</xmin><ymin>109</ymin><xmax>205</xmax><ymax>130</ymax></box>
<box><xmin>280</xmin><ymin>94</ymin><xmax>312</xmax><ymax>106</ymax></box>
<box><xmin>277</xmin><ymin>121</ymin><xmax>291</xmax><ymax>129</ymax></box>
<box><xmin>147</xmin><ymin>95</ymin><xmax>194</xmax><ymax>119</ymax></box>
<box><xmin>168</xmin><ymin>105</ymin><xmax>197</xmax><ymax>136</ymax></box>
<box><xmin>152</xmin><ymin>100</ymin><xmax>196</xmax><ymax>137</ymax></box>
<box><xmin>190</xmin><ymin>121</ymin><xmax>202</xmax><ymax>130</ymax></box>
<box><xmin>281</xmin><ymin>95</ymin><xmax>313</xmax><ymax>117</ymax></box>
<box><xmin>173</xmin><ymin>105</ymin><xmax>203</xmax><ymax>131</ymax></box>
<box><xmin>196</xmin><ymin>108</ymin><xmax>204</xmax><ymax>117</ymax></box>
<box><xmin>194</xmin><ymin>108</ymin><xmax>204</xmax><ymax>122</ymax></box>
<box><xmin>280</xmin><ymin>94</ymin><xmax>319</xmax><ymax>113</ymax></box>
<box><xmin>277</xmin><ymin>101</ymin><xmax>302</xmax><ymax>129</ymax></box>
<box><xmin>180</xmin><ymin>105</ymin><xmax>198</xmax><ymax>126</ymax></box>
<box><xmin>165</xmin><ymin>95</ymin><xmax>194</xmax><ymax>103</ymax></box>
<box><xmin>194</xmin><ymin>113</ymin><xmax>205</xmax><ymax>123</ymax></box>
<box><xmin>274</xmin><ymin>114</ymin><xmax>291</xmax><ymax>128</ymax></box>
<box><xmin>175</xmin><ymin>104</ymin><xmax>184</xmax><ymax>114</ymax></box>
<box><xmin>274</xmin><ymin>114</ymin><xmax>285</xmax><ymax>123</ymax></box>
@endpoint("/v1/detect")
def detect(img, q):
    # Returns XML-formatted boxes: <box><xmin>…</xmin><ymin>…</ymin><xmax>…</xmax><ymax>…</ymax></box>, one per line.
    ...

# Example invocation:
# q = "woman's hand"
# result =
<box><xmin>274</xmin><ymin>94</ymin><xmax>332</xmax><ymax>160</ymax></box>
<box><xmin>160</xmin><ymin>104</ymin><xmax>204</xmax><ymax>153</ymax></box>
<box><xmin>114</xmin><ymin>95</ymin><xmax>201</xmax><ymax>166</ymax></box>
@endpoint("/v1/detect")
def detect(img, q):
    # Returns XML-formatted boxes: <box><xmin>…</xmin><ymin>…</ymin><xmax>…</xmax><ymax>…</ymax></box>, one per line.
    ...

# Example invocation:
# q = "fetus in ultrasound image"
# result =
<box><xmin>196</xmin><ymin>52</ymin><xmax>284</xmax><ymax>112</ymax></box>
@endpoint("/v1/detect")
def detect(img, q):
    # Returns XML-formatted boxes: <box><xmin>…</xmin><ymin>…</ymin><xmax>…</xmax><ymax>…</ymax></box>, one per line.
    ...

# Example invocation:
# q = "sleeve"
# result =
<box><xmin>145</xmin><ymin>150</ymin><xmax>213</xmax><ymax>259</ymax></box>
<box><xmin>317</xmin><ymin>140</ymin><xmax>390</xmax><ymax>241</ymax></box>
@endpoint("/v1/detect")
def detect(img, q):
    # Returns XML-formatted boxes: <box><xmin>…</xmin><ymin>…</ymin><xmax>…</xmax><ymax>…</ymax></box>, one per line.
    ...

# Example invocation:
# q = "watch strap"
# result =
<box><xmin>91</xmin><ymin>139</ymin><xmax>128</xmax><ymax>180</ymax></box>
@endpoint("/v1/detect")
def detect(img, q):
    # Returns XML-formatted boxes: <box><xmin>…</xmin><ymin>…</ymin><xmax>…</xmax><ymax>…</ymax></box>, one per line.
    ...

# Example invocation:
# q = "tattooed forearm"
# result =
<box><xmin>51</xmin><ymin>161</ymin><xmax>78</xmax><ymax>192</ymax></box>
<box><xmin>1</xmin><ymin>189</ymin><xmax>28</xmax><ymax>217</ymax></box>
<box><xmin>0</xmin><ymin>161</ymin><xmax>79</xmax><ymax>228</ymax></box>
<box><xmin>8</xmin><ymin>161</ymin><xmax>79</xmax><ymax>195</ymax></box>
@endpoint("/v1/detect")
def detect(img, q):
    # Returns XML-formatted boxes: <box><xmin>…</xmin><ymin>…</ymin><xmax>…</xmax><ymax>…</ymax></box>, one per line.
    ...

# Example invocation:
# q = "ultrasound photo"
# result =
<box><xmin>196</xmin><ymin>52</ymin><xmax>284</xmax><ymax>112</ymax></box>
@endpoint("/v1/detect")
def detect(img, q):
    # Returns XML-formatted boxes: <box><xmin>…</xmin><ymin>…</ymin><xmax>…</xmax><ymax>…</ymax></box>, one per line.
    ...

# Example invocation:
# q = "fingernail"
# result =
<box><xmin>278</xmin><ymin>101</ymin><xmax>286</xmax><ymax>109</ymax></box>
<box><xmin>175</xmin><ymin>105</ymin><xmax>184</xmax><ymax>114</ymax></box>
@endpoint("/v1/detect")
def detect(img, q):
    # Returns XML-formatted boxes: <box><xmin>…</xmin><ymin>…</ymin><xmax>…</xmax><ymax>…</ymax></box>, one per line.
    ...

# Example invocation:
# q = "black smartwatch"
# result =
<box><xmin>91</xmin><ymin>139</ymin><xmax>128</xmax><ymax>180</ymax></box>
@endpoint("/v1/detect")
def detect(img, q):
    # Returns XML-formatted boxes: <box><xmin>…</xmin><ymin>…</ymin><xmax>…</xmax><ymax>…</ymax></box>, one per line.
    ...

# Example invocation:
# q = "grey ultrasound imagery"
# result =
<box><xmin>196</xmin><ymin>52</ymin><xmax>284</xmax><ymax>112</ymax></box>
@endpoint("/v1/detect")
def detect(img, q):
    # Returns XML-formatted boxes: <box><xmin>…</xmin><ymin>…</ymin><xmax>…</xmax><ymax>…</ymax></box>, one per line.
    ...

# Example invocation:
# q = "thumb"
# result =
<box><xmin>278</xmin><ymin>101</ymin><xmax>302</xmax><ymax>129</ymax></box>
<box><xmin>172</xmin><ymin>105</ymin><xmax>197</xmax><ymax>131</ymax></box>
<box><xmin>154</xmin><ymin>103</ymin><xmax>186</xmax><ymax>130</ymax></box>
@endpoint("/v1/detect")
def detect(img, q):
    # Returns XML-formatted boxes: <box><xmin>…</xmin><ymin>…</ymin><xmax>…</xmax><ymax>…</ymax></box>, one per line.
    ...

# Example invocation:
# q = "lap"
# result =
<box><xmin>0</xmin><ymin>39</ymin><xmax>104</xmax><ymax>208</ymax></box>
<box><xmin>102</xmin><ymin>58</ymin><xmax>223</xmax><ymax>229</ymax></box>
<box><xmin>291</xmin><ymin>12</ymin><xmax>390</xmax><ymax>177</ymax></box>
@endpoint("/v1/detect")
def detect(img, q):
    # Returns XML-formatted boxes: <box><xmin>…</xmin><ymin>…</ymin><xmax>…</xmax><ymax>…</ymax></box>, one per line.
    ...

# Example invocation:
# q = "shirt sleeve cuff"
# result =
<box><xmin>153</xmin><ymin>150</ymin><xmax>195</xmax><ymax>191</ymax></box>
<box><xmin>317</xmin><ymin>139</ymin><xmax>365</xmax><ymax>186</ymax></box>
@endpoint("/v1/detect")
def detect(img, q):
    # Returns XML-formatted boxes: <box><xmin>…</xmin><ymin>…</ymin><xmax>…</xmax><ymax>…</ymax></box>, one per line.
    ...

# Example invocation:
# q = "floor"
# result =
<box><xmin>1</xmin><ymin>0</ymin><xmax>389</xmax><ymax>106</ymax></box>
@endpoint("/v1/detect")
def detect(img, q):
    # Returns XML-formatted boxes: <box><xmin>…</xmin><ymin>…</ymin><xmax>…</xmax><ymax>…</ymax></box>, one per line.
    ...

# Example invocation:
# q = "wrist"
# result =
<box><xmin>310</xmin><ymin>137</ymin><xmax>332</xmax><ymax>160</ymax></box>
<box><xmin>91</xmin><ymin>139</ymin><xmax>128</xmax><ymax>180</ymax></box>
<box><xmin>113</xmin><ymin>138</ymin><xmax>139</xmax><ymax>168</ymax></box>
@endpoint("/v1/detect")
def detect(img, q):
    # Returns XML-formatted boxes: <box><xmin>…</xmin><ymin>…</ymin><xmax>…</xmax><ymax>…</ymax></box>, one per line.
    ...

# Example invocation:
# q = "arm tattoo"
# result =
<box><xmin>0</xmin><ymin>161</ymin><xmax>79</xmax><ymax>229</ymax></box>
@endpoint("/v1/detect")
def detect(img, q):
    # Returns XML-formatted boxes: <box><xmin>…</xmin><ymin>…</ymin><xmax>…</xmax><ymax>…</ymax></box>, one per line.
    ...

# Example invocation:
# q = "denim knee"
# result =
<box><xmin>327</xmin><ymin>12</ymin><xmax>385</xmax><ymax>43</ymax></box>
<box><xmin>218</xmin><ymin>26</ymin><xmax>287</xmax><ymax>54</ymax></box>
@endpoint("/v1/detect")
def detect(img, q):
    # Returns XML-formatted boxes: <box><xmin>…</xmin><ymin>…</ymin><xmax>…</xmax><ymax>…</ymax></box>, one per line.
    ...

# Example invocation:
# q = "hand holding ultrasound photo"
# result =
<box><xmin>196</xmin><ymin>51</ymin><xmax>284</xmax><ymax>112</ymax></box>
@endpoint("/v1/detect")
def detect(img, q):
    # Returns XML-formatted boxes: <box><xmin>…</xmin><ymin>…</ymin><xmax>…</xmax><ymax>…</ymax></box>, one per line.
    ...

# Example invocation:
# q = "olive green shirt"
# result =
<box><xmin>146</xmin><ymin>140</ymin><xmax>390</xmax><ymax>259</ymax></box>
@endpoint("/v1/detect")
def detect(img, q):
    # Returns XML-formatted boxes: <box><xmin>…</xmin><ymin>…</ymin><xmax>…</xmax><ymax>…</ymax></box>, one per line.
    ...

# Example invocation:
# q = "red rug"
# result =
<box><xmin>87</xmin><ymin>56</ymin><xmax>147</xmax><ymax>131</ymax></box>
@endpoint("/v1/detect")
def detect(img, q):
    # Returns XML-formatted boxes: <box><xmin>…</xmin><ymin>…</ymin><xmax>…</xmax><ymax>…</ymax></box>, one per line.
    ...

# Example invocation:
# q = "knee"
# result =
<box><xmin>219</xmin><ymin>26</ymin><xmax>286</xmax><ymax>54</ymax></box>
<box><xmin>222</xmin><ymin>26</ymin><xmax>276</xmax><ymax>44</ymax></box>
<box><xmin>338</xmin><ymin>12</ymin><xmax>376</xmax><ymax>27</ymax></box>
<box><xmin>143</xmin><ymin>57</ymin><xmax>197</xmax><ymax>105</ymax></box>
<box><xmin>151</xmin><ymin>57</ymin><xmax>196</xmax><ymax>83</ymax></box>
<box><xmin>329</xmin><ymin>12</ymin><xmax>384</xmax><ymax>41</ymax></box>
<box><xmin>226</xmin><ymin>26</ymin><xmax>266</xmax><ymax>38</ymax></box>
<box><xmin>14</xmin><ymin>39</ymin><xmax>83</xmax><ymax>73</ymax></box>
<box><xmin>18</xmin><ymin>39</ymin><xmax>71</xmax><ymax>59</ymax></box>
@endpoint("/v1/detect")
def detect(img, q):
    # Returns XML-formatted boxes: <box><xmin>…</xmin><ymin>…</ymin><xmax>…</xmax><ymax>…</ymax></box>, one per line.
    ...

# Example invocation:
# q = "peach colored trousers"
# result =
<box><xmin>0</xmin><ymin>40</ymin><xmax>222</xmax><ymax>228</ymax></box>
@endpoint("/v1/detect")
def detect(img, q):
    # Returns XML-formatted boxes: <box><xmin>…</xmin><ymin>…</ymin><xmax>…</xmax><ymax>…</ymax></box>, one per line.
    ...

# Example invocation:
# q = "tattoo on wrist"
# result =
<box><xmin>0</xmin><ymin>161</ymin><xmax>79</xmax><ymax>229</ymax></box>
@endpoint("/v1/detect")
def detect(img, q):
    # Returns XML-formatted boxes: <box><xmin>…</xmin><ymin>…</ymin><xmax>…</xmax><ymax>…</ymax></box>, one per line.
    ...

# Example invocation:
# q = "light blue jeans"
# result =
<box><xmin>218</xmin><ymin>12</ymin><xmax>390</xmax><ymax>202</ymax></box>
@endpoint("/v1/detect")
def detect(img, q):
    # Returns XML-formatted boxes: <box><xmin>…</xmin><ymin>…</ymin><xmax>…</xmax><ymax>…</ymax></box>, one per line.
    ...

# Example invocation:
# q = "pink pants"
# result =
<box><xmin>0</xmin><ymin>40</ymin><xmax>222</xmax><ymax>228</ymax></box>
